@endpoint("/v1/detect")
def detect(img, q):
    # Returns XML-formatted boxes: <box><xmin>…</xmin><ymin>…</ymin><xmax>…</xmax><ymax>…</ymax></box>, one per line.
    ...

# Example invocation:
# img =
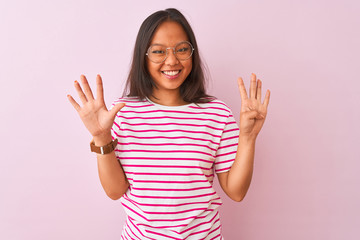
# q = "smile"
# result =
<box><xmin>161</xmin><ymin>70</ymin><xmax>181</xmax><ymax>78</ymax></box>
<box><xmin>161</xmin><ymin>70</ymin><xmax>181</xmax><ymax>76</ymax></box>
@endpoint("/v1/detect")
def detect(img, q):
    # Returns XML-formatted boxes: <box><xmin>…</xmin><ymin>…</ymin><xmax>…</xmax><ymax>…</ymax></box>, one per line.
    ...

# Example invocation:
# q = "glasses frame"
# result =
<box><xmin>146</xmin><ymin>41</ymin><xmax>195</xmax><ymax>64</ymax></box>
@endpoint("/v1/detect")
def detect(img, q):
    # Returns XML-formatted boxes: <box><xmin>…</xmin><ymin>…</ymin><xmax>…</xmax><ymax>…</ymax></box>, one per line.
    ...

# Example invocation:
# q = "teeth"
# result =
<box><xmin>162</xmin><ymin>70</ymin><xmax>180</xmax><ymax>76</ymax></box>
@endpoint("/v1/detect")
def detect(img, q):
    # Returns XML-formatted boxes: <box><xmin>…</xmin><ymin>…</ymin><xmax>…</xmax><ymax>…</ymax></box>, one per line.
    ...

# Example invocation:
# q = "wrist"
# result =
<box><xmin>93</xmin><ymin>132</ymin><xmax>113</xmax><ymax>146</ymax></box>
<box><xmin>238</xmin><ymin>133</ymin><xmax>257</xmax><ymax>144</ymax></box>
<box><xmin>90</xmin><ymin>134</ymin><xmax>118</xmax><ymax>155</ymax></box>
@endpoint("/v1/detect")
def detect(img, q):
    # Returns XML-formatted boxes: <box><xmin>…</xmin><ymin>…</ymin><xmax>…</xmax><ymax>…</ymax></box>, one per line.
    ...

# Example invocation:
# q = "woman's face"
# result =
<box><xmin>146</xmin><ymin>21</ymin><xmax>192</xmax><ymax>99</ymax></box>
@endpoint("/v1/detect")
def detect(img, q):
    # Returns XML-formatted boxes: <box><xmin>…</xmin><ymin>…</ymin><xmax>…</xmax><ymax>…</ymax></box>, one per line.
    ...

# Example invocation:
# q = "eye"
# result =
<box><xmin>149</xmin><ymin>45</ymin><xmax>166</xmax><ymax>55</ymax></box>
<box><xmin>151</xmin><ymin>50</ymin><xmax>165</xmax><ymax>54</ymax></box>
<box><xmin>177</xmin><ymin>47</ymin><xmax>189</xmax><ymax>53</ymax></box>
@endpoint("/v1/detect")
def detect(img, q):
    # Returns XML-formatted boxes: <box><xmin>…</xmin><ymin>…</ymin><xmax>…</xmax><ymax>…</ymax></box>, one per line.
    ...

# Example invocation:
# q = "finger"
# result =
<box><xmin>96</xmin><ymin>74</ymin><xmax>104</xmax><ymax>103</ymax></box>
<box><xmin>250</xmin><ymin>73</ymin><xmax>257</xmax><ymax>99</ymax></box>
<box><xmin>263</xmin><ymin>90</ymin><xmax>271</xmax><ymax>108</ymax></box>
<box><xmin>80</xmin><ymin>75</ymin><xmax>95</xmax><ymax>101</ymax></box>
<box><xmin>110</xmin><ymin>103</ymin><xmax>126</xmax><ymax>118</ymax></box>
<box><xmin>237</xmin><ymin>77</ymin><xmax>248</xmax><ymax>102</ymax></box>
<box><xmin>256</xmin><ymin>79</ymin><xmax>262</xmax><ymax>103</ymax></box>
<box><xmin>74</xmin><ymin>80</ymin><xmax>88</xmax><ymax>104</ymax></box>
<box><xmin>67</xmin><ymin>94</ymin><xmax>81</xmax><ymax>112</ymax></box>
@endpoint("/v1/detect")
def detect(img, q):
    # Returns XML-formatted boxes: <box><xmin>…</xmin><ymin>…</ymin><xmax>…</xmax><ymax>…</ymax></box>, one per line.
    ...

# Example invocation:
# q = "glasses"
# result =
<box><xmin>146</xmin><ymin>41</ymin><xmax>194</xmax><ymax>64</ymax></box>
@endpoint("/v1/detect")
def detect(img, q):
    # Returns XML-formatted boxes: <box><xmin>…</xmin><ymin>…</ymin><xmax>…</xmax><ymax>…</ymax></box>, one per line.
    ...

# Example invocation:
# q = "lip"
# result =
<box><xmin>161</xmin><ymin>70</ymin><xmax>182</xmax><ymax>79</ymax></box>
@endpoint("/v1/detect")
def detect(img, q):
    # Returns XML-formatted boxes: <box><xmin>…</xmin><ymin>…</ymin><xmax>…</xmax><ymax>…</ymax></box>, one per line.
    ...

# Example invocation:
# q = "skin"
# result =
<box><xmin>67</xmin><ymin>22</ymin><xmax>270</xmax><ymax>202</ymax></box>
<box><xmin>217</xmin><ymin>74</ymin><xmax>270</xmax><ymax>201</ymax></box>
<box><xmin>147</xmin><ymin>21</ymin><xmax>192</xmax><ymax>106</ymax></box>
<box><xmin>68</xmin><ymin>75</ymin><xmax>128</xmax><ymax>200</ymax></box>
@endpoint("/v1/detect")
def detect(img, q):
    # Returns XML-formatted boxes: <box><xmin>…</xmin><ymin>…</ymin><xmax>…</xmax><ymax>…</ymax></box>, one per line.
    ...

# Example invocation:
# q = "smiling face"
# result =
<box><xmin>146</xmin><ymin>21</ymin><xmax>193</xmax><ymax>103</ymax></box>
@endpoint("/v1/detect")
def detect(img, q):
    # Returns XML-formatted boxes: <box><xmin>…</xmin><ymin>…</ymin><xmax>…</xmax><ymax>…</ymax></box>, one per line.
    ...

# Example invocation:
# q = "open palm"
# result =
<box><xmin>67</xmin><ymin>74</ymin><xmax>125</xmax><ymax>138</ymax></box>
<box><xmin>237</xmin><ymin>73</ymin><xmax>270</xmax><ymax>138</ymax></box>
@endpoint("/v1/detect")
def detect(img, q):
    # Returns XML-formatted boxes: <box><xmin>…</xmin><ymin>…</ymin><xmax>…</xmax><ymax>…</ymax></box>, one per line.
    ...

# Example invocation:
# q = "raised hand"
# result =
<box><xmin>67</xmin><ymin>74</ymin><xmax>125</xmax><ymax>139</ymax></box>
<box><xmin>237</xmin><ymin>73</ymin><xmax>270</xmax><ymax>138</ymax></box>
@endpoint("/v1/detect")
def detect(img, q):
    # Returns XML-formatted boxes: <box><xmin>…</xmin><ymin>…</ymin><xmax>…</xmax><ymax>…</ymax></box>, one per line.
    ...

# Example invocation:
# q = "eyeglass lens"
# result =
<box><xmin>147</xmin><ymin>42</ymin><xmax>193</xmax><ymax>63</ymax></box>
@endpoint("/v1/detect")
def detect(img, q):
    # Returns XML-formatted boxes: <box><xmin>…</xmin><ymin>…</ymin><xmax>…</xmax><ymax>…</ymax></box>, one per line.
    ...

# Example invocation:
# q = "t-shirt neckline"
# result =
<box><xmin>146</xmin><ymin>97</ymin><xmax>196</xmax><ymax>110</ymax></box>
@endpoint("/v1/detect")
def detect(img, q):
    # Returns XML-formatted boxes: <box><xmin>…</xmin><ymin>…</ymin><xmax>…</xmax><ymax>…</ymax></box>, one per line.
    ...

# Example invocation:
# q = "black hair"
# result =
<box><xmin>123</xmin><ymin>8</ymin><xmax>214</xmax><ymax>103</ymax></box>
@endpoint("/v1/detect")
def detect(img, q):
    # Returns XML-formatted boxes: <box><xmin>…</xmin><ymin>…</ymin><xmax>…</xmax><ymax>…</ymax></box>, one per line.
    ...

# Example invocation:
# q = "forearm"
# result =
<box><xmin>227</xmin><ymin>134</ymin><xmax>257</xmax><ymax>201</ymax></box>
<box><xmin>94</xmin><ymin>133</ymin><xmax>129</xmax><ymax>200</ymax></box>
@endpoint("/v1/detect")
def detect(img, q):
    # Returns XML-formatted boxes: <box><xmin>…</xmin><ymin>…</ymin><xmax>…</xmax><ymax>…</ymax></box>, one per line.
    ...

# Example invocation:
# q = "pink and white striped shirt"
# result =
<box><xmin>110</xmin><ymin>97</ymin><xmax>239</xmax><ymax>240</ymax></box>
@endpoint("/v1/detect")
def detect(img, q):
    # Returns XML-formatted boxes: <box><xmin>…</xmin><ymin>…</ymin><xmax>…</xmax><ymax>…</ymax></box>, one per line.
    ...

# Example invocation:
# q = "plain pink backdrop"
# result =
<box><xmin>1</xmin><ymin>0</ymin><xmax>359</xmax><ymax>239</ymax></box>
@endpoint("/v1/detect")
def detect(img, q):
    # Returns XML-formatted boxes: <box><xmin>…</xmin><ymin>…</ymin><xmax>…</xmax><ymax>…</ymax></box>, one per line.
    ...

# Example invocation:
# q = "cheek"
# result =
<box><xmin>147</xmin><ymin>61</ymin><xmax>161</xmax><ymax>76</ymax></box>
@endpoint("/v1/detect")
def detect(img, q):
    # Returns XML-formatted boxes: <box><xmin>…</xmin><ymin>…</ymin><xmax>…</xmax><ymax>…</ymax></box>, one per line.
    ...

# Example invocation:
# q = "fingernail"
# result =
<box><xmin>74</xmin><ymin>80</ymin><xmax>77</xmax><ymax>84</ymax></box>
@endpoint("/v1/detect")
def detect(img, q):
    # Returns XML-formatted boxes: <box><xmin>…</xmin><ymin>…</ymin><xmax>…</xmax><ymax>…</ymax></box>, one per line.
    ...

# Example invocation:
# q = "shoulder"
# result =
<box><xmin>195</xmin><ymin>98</ymin><xmax>233</xmax><ymax>115</ymax></box>
<box><xmin>112</xmin><ymin>96</ymin><xmax>142</xmax><ymax>104</ymax></box>
<box><xmin>111</xmin><ymin>96</ymin><xmax>149</xmax><ymax>108</ymax></box>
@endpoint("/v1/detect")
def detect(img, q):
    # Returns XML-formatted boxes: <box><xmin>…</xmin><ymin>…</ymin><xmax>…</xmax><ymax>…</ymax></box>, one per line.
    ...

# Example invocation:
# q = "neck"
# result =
<box><xmin>150</xmin><ymin>89</ymin><xmax>188</xmax><ymax>106</ymax></box>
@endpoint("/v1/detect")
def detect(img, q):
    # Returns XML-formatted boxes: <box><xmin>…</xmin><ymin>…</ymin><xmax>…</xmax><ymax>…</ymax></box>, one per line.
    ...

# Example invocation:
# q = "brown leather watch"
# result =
<box><xmin>90</xmin><ymin>138</ymin><xmax>118</xmax><ymax>155</ymax></box>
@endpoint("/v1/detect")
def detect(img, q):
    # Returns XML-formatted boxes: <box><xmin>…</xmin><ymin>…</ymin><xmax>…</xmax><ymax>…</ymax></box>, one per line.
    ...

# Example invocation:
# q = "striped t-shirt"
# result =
<box><xmin>110</xmin><ymin>97</ymin><xmax>239</xmax><ymax>240</ymax></box>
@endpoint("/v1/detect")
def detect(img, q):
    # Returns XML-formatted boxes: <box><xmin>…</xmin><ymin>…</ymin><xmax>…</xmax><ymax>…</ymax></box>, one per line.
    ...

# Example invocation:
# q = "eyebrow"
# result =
<box><xmin>150</xmin><ymin>41</ymin><xmax>188</xmax><ymax>46</ymax></box>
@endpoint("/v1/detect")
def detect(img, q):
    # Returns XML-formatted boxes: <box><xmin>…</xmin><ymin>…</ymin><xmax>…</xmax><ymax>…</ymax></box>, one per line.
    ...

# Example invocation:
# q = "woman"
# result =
<box><xmin>68</xmin><ymin>8</ymin><xmax>270</xmax><ymax>240</ymax></box>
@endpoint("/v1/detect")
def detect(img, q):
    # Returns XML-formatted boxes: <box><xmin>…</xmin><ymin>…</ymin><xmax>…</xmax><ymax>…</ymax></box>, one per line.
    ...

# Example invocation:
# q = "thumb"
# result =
<box><xmin>110</xmin><ymin>102</ymin><xmax>126</xmax><ymax>117</ymax></box>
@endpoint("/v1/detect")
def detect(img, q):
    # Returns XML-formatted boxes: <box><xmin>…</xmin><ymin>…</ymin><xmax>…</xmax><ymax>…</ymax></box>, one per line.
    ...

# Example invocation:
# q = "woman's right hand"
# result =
<box><xmin>67</xmin><ymin>74</ymin><xmax>125</xmax><ymax>139</ymax></box>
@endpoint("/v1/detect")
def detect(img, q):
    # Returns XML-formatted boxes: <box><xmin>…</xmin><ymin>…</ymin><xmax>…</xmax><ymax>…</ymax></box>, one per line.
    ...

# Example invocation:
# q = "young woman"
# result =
<box><xmin>67</xmin><ymin>8</ymin><xmax>270</xmax><ymax>240</ymax></box>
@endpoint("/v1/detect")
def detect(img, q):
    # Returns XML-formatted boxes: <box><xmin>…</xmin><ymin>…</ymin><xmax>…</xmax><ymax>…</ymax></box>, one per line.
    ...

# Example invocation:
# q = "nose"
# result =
<box><xmin>164</xmin><ymin>47</ymin><xmax>179</xmax><ymax>65</ymax></box>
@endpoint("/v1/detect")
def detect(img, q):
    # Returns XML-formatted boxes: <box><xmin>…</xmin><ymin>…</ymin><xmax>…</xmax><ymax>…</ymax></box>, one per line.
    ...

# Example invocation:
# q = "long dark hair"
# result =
<box><xmin>123</xmin><ymin>8</ymin><xmax>214</xmax><ymax>103</ymax></box>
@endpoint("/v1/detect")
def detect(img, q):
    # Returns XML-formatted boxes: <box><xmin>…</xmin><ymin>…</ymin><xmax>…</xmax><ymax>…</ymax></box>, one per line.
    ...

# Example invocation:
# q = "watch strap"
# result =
<box><xmin>90</xmin><ymin>138</ymin><xmax>118</xmax><ymax>154</ymax></box>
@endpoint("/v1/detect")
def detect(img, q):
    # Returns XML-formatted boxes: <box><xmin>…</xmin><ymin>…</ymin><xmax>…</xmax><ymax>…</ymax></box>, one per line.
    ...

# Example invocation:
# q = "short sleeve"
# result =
<box><xmin>109</xmin><ymin>99</ymin><xmax>124</xmax><ymax>159</ymax></box>
<box><xmin>214</xmin><ymin>111</ymin><xmax>239</xmax><ymax>173</ymax></box>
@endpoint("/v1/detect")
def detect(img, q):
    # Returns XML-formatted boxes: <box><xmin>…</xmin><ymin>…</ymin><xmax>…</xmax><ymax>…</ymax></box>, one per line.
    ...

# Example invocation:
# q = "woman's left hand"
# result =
<box><xmin>237</xmin><ymin>73</ymin><xmax>270</xmax><ymax>139</ymax></box>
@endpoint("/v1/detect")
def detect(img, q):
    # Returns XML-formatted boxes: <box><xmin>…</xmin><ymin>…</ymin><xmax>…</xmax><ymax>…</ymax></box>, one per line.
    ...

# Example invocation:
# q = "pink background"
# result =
<box><xmin>1</xmin><ymin>0</ymin><xmax>359</xmax><ymax>239</ymax></box>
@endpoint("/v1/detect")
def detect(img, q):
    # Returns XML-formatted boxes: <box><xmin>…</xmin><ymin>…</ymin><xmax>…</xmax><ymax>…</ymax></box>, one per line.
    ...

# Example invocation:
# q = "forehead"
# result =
<box><xmin>150</xmin><ymin>21</ymin><xmax>189</xmax><ymax>46</ymax></box>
